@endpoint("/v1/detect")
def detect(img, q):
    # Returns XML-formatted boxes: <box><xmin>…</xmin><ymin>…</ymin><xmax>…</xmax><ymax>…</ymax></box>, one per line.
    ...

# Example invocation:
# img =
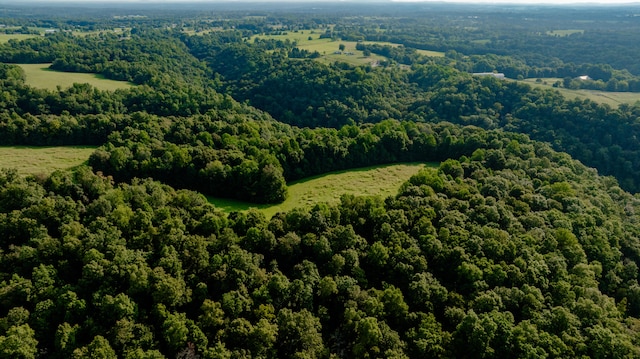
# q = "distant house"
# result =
<box><xmin>472</xmin><ymin>72</ymin><xmax>506</xmax><ymax>79</ymax></box>
<box><xmin>577</xmin><ymin>75</ymin><xmax>592</xmax><ymax>81</ymax></box>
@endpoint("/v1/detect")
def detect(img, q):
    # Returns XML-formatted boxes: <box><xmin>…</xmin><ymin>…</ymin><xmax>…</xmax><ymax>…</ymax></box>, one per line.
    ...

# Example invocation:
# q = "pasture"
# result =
<box><xmin>17</xmin><ymin>63</ymin><xmax>134</xmax><ymax>91</ymax></box>
<box><xmin>252</xmin><ymin>30</ymin><xmax>443</xmax><ymax>66</ymax></box>
<box><xmin>208</xmin><ymin>162</ymin><xmax>435</xmax><ymax>218</ymax></box>
<box><xmin>0</xmin><ymin>146</ymin><xmax>96</xmax><ymax>176</ymax></box>
<box><xmin>520</xmin><ymin>77</ymin><xmax>640</xmax><ymax>107</ymax></box>
<box><xmin>416</xmin><ymin>49</ymin><xmax>445</xmax><ymax>57</ymax></box>
<box><xmin>546</xmin><ymin>29</ymin><xmax>584</xmax><ymax>36</ymax></box>
<box><xmin>0</xmin><ymin>33</ymin><xmax>39</xmax><ymax>43</ymax></box>
<box><xmin>71</xmin><ymin>27</ymin><xmax>130</xmax><ymax>37</ymax></box>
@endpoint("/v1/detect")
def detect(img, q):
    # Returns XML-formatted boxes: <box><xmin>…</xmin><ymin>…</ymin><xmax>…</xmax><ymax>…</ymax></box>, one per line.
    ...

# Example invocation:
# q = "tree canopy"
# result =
<box><xmin>2</xmin><ymin>3</ymin><xmax>640</xmax><ymax>357</ymax></box>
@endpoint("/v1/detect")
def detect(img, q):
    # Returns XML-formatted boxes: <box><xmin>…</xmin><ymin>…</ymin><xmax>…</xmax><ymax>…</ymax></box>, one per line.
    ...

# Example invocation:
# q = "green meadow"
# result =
<box><xmin>252</xmin><ymin>30</ymin><xmax>443</xmax><ymax>66</ymax></box>
<box><xmin>208</xmin><ymin>162</ymin><xmax>435</xmax><ymax>218</ymax></box>
<box><xmin>546</xmin><ymin>29</ymin><xmax>584</xmax><ymax>36</ymax></box>
<box><xmin>71</xmin><ymin>27</ymin><xmax>130</xmax><ymax>37</ymax></box>
<box><xmin>415</xmin><ymin>49</ymin><xmax>445</xmax><ymax>57</ymax></box>
<box><xmin>520</xmin><ymin>77</ymin><xmax>640</xmax><ymax>107</ymax></box>
<box><xmin>0</xmin><ymin>33</ymin><xmax>39</xmax><ymax>43</ymax></box>
<box><xmin>18</xmin><ymin>63</ymin><xmax>134</xmax><ymax>91</ymax></box>
<box><xmin>0</xmin><ymin>146</ymin><xmax>96</xmax><ymax>176</ymax></box>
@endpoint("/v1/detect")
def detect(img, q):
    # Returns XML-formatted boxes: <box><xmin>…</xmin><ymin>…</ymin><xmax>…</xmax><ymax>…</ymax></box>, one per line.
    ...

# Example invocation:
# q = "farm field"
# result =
<box><xmin>0</xmin><ymin>146</ymin><xmax>96</xmax><ymax>176</ymax></box>
<box><xmin>71</xmin><ymin>27</ymin><xmax>130</xmax><ymax>37</ymax></box>
<box><xmin>252</xmin><ymin>30</ymin><xmax>443</xmax><ymax>66</ymax></box>
<box><xmin>416</xmin><ymin>49</ymin><xmax>445</xmax><ymax>57</ymax></box>
<box><xmin>17</xmin><ymin>63</ymin><xmax>134</xmax><ymax>91</ymax></box>
<box><xmin>546</xmin><ymin>29</ymin><xmax>584</xmax><ymax>36</ymax></box>
<box><xmin>208</xmin><ymin>162</ymin><xmax>434</xmax><ymax>218</ymax></box>
<box><xmin>0</xmin><ymin>33</ymin><xmax>39</xmax><ymax>43</ymax></box>
<box><xmin>520</xmin><ymin>77</ymin><xmax>640</xmax><ymax>107</ymax></box>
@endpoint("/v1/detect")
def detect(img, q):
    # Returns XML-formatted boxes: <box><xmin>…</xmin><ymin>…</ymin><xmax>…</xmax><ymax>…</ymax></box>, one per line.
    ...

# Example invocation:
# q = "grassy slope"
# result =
<box><xmin>520</xmin><ymin>78</ymin><xmax>640</xmax><ymax>107</ymax></box>
<box><xmin>208</xmin><ymin>162</ymin><xmax>435</xmax><ymax>217</ymax></box>
<box><xmin>252</xmin><ymin>30</ymin><xmax>443</xmax><ymax>66</ymax></box>
<box><xmin>546</xmin><ymin>29</ymin><xmax>584</xmax><ymax>36</ymax></box>
<box><xmin>0</xmin><ymin>146</ymin><xmax>96</xmax><ymax>176</ymax></box>
<box><xmin>18</xmin><ymin>63</ymin><xmax>134</xmax><ymax>91</ymax></box>
<box><xmin>0</xmin><ymin>34</ymin><xmax>39</xmax><ymax>43</ymax></box>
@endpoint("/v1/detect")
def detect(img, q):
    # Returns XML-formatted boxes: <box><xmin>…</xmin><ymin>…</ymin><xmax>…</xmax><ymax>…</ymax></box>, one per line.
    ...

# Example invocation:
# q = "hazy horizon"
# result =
<box><xmin>4</xmin><ymin>0</ymin><xmax>640</xmax><ymax>3</ymax></box>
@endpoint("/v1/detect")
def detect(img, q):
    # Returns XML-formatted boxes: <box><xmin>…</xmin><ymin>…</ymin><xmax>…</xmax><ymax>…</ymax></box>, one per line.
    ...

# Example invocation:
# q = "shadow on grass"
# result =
<box><xmin>206</xmin><ymin>162</ymin><xmax>438</xmax><ymax>215</ymax></box>
<box><xmin>206</xmin><ymin>197</ymin><xmax>273</xmax><ymax>213</ymax></box>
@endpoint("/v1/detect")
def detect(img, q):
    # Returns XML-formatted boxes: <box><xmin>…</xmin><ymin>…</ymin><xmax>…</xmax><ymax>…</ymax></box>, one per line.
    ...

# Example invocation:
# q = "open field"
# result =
<box><xmin>17</xmin><ymin>63</ymin><xmax>134</xmax><ymax>91</ymax></box>
<box><xmin>519</xmin><ymin>78</ymin><xmax>640</xmax><ymax>107</ymax></box>
<box><xmin>0</xmin><ymin>146</ymin><xmax>96</xmax><ymax>176</ymax></box>
<box><xmin>71</xmin><ymin>27</ymin><xmax>130</xmax><ymax>37</ymax></box>
<box><xmin>253</xmin><ymin>31</ymin><xmax>384</xmax><ymax>66</ymax></box>
<box><xmin>546</xmin><ymin>29</ymin><xmax>584</xmax><ymax>36</ymax></box>
<box><xmin>302</xmin><ymin>39</ymin><xmax>388</xmax><ymax>66</ymax></box>
<box><xmin>416</xmin><ymin>49</ymin><xmax>445</xmax><ymax>57</ymax></box>
<box><xmin>0</xmin><ymin>33</ymin><xmax>39</xmax><ymax>43</ymax></box>
<box><xmin>208</xmin><ymin>162</ymin><xmax>435</xmax><ymax>218</ymax></box>
<box><xmin>252</xmin><ymin>30</ymin><xmax>443</xmax><ymax>66</ymax></box>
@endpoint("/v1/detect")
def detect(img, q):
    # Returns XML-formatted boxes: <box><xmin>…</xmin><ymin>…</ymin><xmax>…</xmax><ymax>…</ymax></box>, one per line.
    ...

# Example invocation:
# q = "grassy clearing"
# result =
<box><xmin>208</xmin><ymin>162</ymin><xmax>436</xmax><ymax>218</ymax></box>
<box><xmin>0</xmin><ymin>33</ymin><xmax>39</xmax><ymax>43</ymax></box>
<box><xmin>519</xmin><ymin>78</ymin><xmax>640</xmax><ymax>107</ymax></box>
<box><xmin>303</xmin><ymin>39</ymin><xmax>387</xmax><ymax>66</ymax></box>
<box><xmin>253</xmin><ymin>31</ymin><xmax>383</xmax><ymax>66</ymax></box>
<box><xmin>71</xmin><ymin>28</ymin><xmax>130</xmax><ymax>37</ymax></box>
<box><xmin>17</xmin><ymin>63</ymin><xmax>134</xmax><ymax>91</ymax></box>
<box><xmin>546</xmin><ymin>29</ymin><xmax>584</xmax><ymax>36</ymax></box>
<box><xmin>252</xmin><ymin>31</ymin><xmax>443</xmax><ymax>66</ymax></box>
<box><xmin>181</xmin><ymin>28</ymin><xmax>223</xmax><ymax>36</ymax></box>
<box><xmin>416</xmin><ymin>49</ymin><xmax>445</xmax><ymax>57</ymax></box>
<box><xmin>0</xmin><ymin>146</ymin><xmax>96</xmax><ymax>176</ymax></box>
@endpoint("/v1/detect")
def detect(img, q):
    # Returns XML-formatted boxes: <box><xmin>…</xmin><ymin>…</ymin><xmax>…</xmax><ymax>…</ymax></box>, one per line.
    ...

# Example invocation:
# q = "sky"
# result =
<box><xmin>11</xmin><ymin>0</ymin><xmax>640</xmax><ymax>3</ymax></box>
<box><xmin>9</xmin><ymin>0</ymin><xmax>640</xmax><ymax>5</ymax></box>
<box><xmin>392</xmin><ymin>0</ymin><xmax>640</xmax><ymax>3</ymax></box>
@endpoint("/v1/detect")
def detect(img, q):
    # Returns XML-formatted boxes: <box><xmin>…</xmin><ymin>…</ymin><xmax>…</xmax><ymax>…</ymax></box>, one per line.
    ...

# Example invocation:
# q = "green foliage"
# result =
<box><xmin>1</xmin><ymin>128</ymin><xmax>640</xmax><ymax>357</ymax></box>
<box><xmin>3</xmin><ymin>5</ymin><xmax>640</xmax><ymax>359</ymax></box>
<box><xmin>0</xmin><ymin>324</ymin><xmax>38</xmax><ymax>359</ymax></box>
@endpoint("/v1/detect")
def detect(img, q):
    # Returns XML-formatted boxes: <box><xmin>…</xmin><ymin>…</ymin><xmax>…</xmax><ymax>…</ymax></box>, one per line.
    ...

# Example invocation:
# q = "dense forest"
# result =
<box><xmin>2</xmin><ymin>1</ymin><xmax>640</xmax><ymax>358</ymax></box>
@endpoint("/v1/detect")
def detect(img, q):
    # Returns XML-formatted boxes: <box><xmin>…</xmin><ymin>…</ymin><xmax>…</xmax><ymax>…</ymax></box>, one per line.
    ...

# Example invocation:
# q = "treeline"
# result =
<box><xmin>87</xmin><ymin>111</ymin><xmax>476</xmax><ymax>203</ymax></box>
<box><xmin>182</xmin><ymin>31</ymin><xmax>640</xmax><ymax>194</ymax></box>
<box><xmin>2</xmin><ymin>130</ymin><xmax>640</xmax><ymax>357</ymax></box>
<box><xmin>4</xmin><ymin>23</ymin><xmax>640</xmax><ymax>199</ymax></box>
<box><xmin>0</xmin><ymin>29</ymin><xmax>218</xmax><ymax>92</ymax></box>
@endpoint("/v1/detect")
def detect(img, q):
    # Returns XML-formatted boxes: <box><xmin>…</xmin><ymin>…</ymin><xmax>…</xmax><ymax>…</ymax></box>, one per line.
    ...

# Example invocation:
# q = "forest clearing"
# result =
<box><xmin>0</xmin><ymin>146</ymin><xmax>95</xmax><ymax>175</ymax></box>
<box><xmin>18</xmin><ymin>63</ymin><xmax>134</xmax><ymax>91</ymax></box>
<box><xmin>207</xmin><ymin>162</ymin><xmax>433</xmax><ymax>217</ymax></box>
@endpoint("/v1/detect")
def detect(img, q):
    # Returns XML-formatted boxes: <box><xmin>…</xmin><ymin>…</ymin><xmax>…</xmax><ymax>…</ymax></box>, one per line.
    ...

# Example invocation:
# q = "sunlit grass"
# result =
<box><xmin>0</xmin><ymin>33</ymin><xmax>39</xmax><ymax>43</ymax></box>
<box><xmin>18</xmin><ymin>63</ymin><xmax>134</xmax><ymax>91</ymax></box>
<box><xmin>519</xmin><ymin>77</ymin><xmax>640</xmax><ymax>107</ymax></box>
<box><xmin>252</xmin><ymin>30</ymin><xmax>443</xmax><ymax>66</ymax></box>
<box><xmin>546</xmin><ymin>29</ymin><xmax>584</xmax><ymax>36</ymax></box>
<box><xmin>208</xmin><ymin>162</ymin><xmax>436</xmax><ymax>218</ymax></box>
<box><xmin>0</xmin><ymin>146</ymin><xmax>97</xmax><ymax>176</ymax></box>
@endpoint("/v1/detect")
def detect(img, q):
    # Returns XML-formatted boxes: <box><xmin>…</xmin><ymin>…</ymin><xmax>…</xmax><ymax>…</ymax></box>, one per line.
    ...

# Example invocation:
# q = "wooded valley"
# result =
<box><xmin>1</xmin><ymin>1</ymin><xmax>640</xmax><ymax>358</ymax></box>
